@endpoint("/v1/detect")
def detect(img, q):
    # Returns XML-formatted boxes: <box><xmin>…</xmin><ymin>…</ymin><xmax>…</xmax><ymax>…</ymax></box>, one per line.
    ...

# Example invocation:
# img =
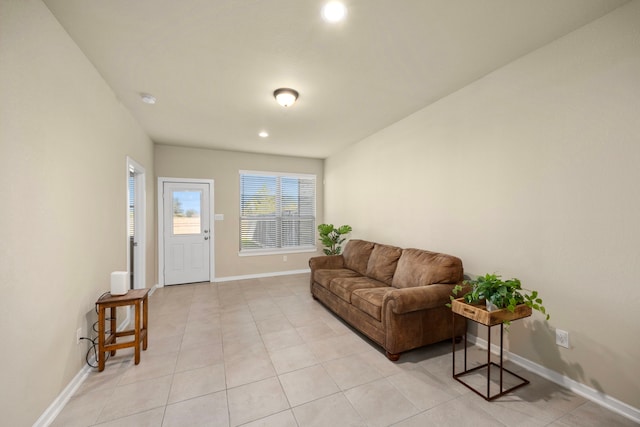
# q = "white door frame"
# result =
<box><xmin>158</xmin><ymin>177</ymin><xmax>215</xmax><ymax>287</ymax></box>
<box><xmin>127</xmin><ymin>157</ymin><xmax>146</xmax><ymax>290</ymax></box>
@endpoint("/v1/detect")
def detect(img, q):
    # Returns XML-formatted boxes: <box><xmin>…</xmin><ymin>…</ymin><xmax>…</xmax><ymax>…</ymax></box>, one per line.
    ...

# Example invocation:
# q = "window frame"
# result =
<box><xmin>239</xmin><ymin>170</ymin><xmax>317</xmax><ymax>256</ymax></box>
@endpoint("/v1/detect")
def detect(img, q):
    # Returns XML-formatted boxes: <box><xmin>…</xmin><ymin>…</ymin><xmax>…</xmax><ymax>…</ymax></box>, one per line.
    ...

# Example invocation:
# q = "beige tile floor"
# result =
<box><xmin>52</xmin><ymin>274</ymin><xmax>636</xmax><ymax>426</ymax></box>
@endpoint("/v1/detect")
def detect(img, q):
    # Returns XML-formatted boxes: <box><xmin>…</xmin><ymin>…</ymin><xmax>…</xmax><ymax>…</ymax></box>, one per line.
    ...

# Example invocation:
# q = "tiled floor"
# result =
<box><xmin>52</xmin><ymin>274</ymin><xmax>636</xmax><ymax>426</ymax></box>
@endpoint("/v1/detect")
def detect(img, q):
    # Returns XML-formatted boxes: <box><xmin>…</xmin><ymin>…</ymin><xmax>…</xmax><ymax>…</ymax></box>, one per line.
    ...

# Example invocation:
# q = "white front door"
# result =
<box><xmin>163</xmin><ymin>182</ymin><xmax>211</xmax><ymax>285</ymax></box>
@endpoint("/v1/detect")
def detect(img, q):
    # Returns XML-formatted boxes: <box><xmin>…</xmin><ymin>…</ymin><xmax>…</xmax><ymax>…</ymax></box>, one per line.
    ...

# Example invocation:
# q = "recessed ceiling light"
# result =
<box><xmin>258</xmin><ymin>131</ymin><xmax>269</xmax><ymax>138</ymax></box>
<box><xmin>322</xmin><ymin>1</ymin><xmax>347</xmax><ymax>23</ymax></box>
<box><xmin>140</xmin><ymin>93</ymin><xmax>157</xmax><ymax>104</ymax></box>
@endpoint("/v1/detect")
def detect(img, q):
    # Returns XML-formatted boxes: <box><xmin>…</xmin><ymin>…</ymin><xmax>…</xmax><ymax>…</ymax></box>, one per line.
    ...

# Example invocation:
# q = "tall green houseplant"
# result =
<box><xmin>318</xmin><ymin>224</ymin><xmax>352</xmax><ymax>255</ymax></box>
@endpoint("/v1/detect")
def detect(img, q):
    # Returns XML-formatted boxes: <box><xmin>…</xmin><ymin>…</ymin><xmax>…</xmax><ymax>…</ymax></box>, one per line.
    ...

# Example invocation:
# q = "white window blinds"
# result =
<box><xmin>240</xmin><ymin>171</ymin><xmax>316</xmax><ymax>253</ymax></box>
<box><xmin>128</xmin><ymin>170</ymin><xmax>135</xmax><ymax>238</ymax></box>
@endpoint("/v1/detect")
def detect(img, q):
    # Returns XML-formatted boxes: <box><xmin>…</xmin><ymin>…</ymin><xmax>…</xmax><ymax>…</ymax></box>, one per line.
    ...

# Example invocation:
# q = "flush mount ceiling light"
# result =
<box><xmin>258</xmin><ymin>131</ymin><xmax>269</xmax><ymax>138</ymax></box>
<box><xmin>322</xmin><ymin>1</ymin><xmax>347</xmax><ymax>23</ymax></box>
<box><xmin>273</xmin><ymin>88</ymin><xmax>299</xmax><ymax>107</ymax></box>
<box><xmin>140</xmin><ymin>93</ymin><xmax>157</xmax><ymax>104</ymax></box>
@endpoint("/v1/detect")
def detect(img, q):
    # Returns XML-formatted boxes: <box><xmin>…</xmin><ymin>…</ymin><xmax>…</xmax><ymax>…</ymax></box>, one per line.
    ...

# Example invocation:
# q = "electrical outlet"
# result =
<box><xmin>556</xmin><ymin>329</ymin><xmax>569</xmax><ymax>348</ymax></box>
<box><xmin>283</xmin><ymin>255</ymin><xmax>288</xmax><ymax>262</ymax></box>
<box><xmin>76</xmin><ymin>328</ymin><xmax>82</xmax><ymax>344</ymax></box>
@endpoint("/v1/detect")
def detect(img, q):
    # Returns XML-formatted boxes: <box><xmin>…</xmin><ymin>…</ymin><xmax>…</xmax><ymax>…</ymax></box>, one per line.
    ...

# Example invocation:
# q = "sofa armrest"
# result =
<box><xmin>383</xmin><ymin>284</ymin><xmax>461</xmax><ymax>315</ymax></box>
<box><xmin>309</xmin><ymin>255</ymin><xmax>345</xmax><ymax>271</ymax></box>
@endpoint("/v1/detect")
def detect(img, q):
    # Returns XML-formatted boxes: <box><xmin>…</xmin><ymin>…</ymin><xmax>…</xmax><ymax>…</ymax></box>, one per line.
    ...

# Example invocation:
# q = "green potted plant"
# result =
<box><xmin>449</xmin><ymin>273</ymin><xmax>549</xmax><ymax>321</ymax></box>
<box><xmin>317</xmin><ymin>224</ymin><xmax>352</xmax><ymax>255</ymax></box>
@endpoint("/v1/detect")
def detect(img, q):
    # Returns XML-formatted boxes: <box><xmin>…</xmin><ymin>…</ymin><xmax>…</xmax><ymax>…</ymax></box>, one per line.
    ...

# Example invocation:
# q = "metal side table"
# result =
<box><xmin>451</xmin><ymin>298</ymin><xmax>531</xmax><ymax>400</ymax></box>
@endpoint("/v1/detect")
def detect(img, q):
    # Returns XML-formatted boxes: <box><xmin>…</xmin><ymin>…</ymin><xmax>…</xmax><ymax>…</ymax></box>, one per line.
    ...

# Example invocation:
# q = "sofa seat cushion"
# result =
<box><xmin>391</xmin><ymin>249</ymin><xmax>463</xmax><ymax>289</ymax></box>
<box><xmin>330</xmin><ymin>277</ymin><xmax>388</xmax><ymax>304</ymax></box>
<box><xmin>351</xmin><ymin>287</ymin><xmax>392</xmax><ymax>321</ymax></box>
<box><xmin>314</xmin><ymin>268</ymin><xmax>361</xmax><ymax>290</ymax></box>
<box><xmin>342</xmin><ymin>239</ymin><xmax>376</xmax><ymax>275</ymax></box>
<box><xmin>366</xmin><ymin>244</ymin><xmax>403</xmax><ymax>285</ymax></box>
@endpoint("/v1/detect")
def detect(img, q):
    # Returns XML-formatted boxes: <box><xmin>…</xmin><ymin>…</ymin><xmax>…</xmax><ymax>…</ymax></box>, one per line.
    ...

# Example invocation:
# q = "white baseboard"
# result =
<box><xmin>468</xmin><ymin>334</ymin><xmax>640</xmax><ymax>424</ymax></box>
<box><xmin>34</xmin><ymin>312</ymin><xmax>133</xmax><ymax>427</ymax></box>
<box><xmin>32</xmin><ymin>364</ymin><xmax>91</xmax><ymax>427</ymax></box>
<box><xmin>213</xmin><ymin>268</ymin><xmax>310</xmax><ymax>283</ymax></box>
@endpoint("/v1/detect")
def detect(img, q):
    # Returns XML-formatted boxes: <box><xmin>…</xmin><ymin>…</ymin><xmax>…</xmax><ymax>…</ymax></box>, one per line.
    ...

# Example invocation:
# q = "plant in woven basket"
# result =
<box><xmin>317</xmin><ymin>224</ymin><xmax>352</xmax><ymax>255</ymax></box>
<box><xmin>448</xmin><ymin>273</ymin><xmax>549</xmax><ymax>321</ymax></box>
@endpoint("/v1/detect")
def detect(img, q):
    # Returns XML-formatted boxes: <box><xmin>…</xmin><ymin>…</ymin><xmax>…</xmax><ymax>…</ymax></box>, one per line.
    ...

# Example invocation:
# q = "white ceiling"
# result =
<box><xmin>43</xmin><ymin>0</ymin><xmax>627</xmax><ymax>159</ymax></box>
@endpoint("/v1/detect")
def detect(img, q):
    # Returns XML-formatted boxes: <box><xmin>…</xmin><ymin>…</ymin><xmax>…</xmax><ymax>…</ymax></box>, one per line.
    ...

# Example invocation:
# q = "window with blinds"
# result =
<box><xmin>240</xmin><ymin>171</ymin><xmax>316</xmax><ymax>253</ymax></box>
<box><xmin>128</xmin><ymin>170</ymin><xmax>135</xmax><ymax>238</ymax></box>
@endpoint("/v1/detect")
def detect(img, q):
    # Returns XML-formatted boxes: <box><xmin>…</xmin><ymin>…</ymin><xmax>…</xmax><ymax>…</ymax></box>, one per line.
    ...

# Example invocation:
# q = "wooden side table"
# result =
<box><xmin>451</xmin><ymin>298</ymin><xmax>531</xmax><ymax>400</ymax></box>
<box><xmin>95</xmin><ymin>288</ymin><xmax>149</xmax><ymax>372</ymax></box>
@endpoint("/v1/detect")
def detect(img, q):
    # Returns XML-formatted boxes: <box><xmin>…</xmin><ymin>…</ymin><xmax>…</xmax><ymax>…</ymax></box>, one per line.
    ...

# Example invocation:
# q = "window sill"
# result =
<box><xmin>238</xmin><ymin>247</ymin><xmax>318</xmax><ymax>257</ymax></box>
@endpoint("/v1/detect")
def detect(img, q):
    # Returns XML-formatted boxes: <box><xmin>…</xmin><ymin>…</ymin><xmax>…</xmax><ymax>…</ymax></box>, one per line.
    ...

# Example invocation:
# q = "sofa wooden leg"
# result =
<box><xmin>385</xmin><ymin>351</ymin><xmax>400</xmax><ymax>362</ymax></box>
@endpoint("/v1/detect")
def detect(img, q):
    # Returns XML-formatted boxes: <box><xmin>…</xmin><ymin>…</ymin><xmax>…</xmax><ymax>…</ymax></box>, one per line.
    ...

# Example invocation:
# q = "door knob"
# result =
<box><xmin>203</xmin><ymin>229</ymin><xmax>209</xmax><ymax>233</ymax></box>
<box><xmin>204</xmin><ymin>236</ymin><xmax>209</xmax><ymax>240</ymax></box>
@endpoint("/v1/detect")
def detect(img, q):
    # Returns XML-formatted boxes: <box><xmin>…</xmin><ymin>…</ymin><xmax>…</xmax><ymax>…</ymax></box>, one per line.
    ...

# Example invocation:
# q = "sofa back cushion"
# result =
<box><xmin>342</xmin><ymin>239</ymin><xmax>375</xmax><ymax>275</ymax></box>
<box><xmin>391</xmin><ymin>248</ymin><xmax>463</xmax><ymax>289</ymax></box>
<box><xmin>366</xmin><ymin>243</ymin><xmax>403</xmax><ymax>285</ymax></box>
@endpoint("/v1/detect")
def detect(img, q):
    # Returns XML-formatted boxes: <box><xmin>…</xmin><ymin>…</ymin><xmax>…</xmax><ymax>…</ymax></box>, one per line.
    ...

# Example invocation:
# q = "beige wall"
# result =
<box><xmin>325</xmin><ymin>1</ymin><xmax>640</xmax><ymax>409</ymax></box>
<box><xmin>0</xmin><ymin>0</ymin><xmax>155</xmax><ymax>425</ymax></box>
<box><xmin>155</xmin><ymin>145</ymin><xmax>324</xmax><ymax>279</ymax></box>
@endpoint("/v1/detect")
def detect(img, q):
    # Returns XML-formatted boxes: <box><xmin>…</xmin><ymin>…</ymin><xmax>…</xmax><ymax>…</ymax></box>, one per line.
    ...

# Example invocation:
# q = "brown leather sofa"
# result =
<box><xmin>309</xmin><ymin>239</ymin><xmax>466</xmax><ymax>361</ymax></box>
